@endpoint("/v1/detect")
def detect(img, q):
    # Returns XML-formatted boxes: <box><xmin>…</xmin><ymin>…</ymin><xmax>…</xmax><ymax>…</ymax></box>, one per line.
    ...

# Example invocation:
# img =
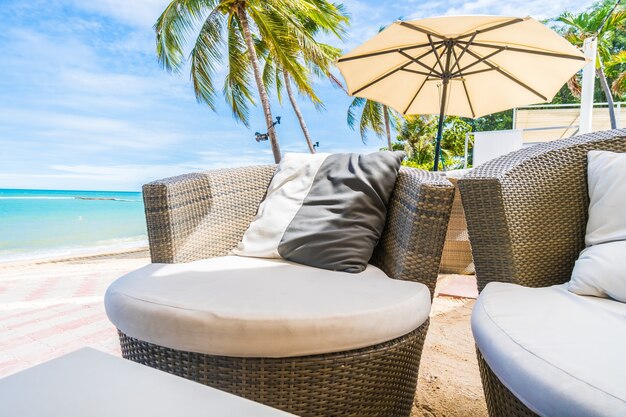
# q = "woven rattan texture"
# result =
<box><xmin>144</xmin><ymin>165</ymin><xmax>454</xmax><ymax>294</ymax></box>
<box><xmin>440</xmin><ymin>177</ymin><xmax>475</xmax><ymax>274</ymax></box>
<box><xmin>131</xmin><ymin>165</ymin><xmax>454</xmax><ymax>416</ymax></box>
<box><xmin>459</xmin><ymin>130</ymin><xmax>626</xmax><ymax>291</ymax></box>
<box><xmin>143</xmin><ymin>165</ymin><xmax>276</xmax><ymax>264</ymax></box>
<box><xmin>370</xmin><ymin>167</ymin><xmax>454</xmax><ymax>296</ymax></box>
<box><xmin>119</xmin><ymin>321</ymin><xmax>429</xmax><ymax>417</ymax></box>
<box><xmin>476</xmin><ymin>348</ymin><xmax>538</xmax><ymax>417</ymax></box>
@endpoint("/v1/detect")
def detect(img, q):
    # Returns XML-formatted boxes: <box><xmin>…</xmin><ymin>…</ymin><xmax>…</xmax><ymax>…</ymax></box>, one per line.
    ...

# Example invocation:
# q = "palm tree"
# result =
<box><xmin>347</xmin><ymin>98</ymin><xmax>397</xmax><ymax>151</ymax></box>
<box><xmin>154</xmin><ymin>0</ymin><xmax>345</xmax><ymax>163</ymax></box>
<box><xmin>558</xmin><ymin>1</ymin><xmax>626</xmax><ymax>129</ymax></box>
<box><xmin>260</xmin><ymin>23</ymin><xmax>346</xmax><ymax>154</ymax></box>
<box><xmin>394</xmin><ymin>115</ymin><xmax>472</xmax><ymax>170</ymax></box>
<box><xmin>608</xmin><ymin>50</ymin><xmax>626</xmax><ymax>95</ymax></box>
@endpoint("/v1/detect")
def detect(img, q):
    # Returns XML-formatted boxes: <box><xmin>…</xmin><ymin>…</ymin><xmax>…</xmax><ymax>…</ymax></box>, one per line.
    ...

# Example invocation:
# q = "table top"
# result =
<box><xmin>0</xmin><ymin>348</ymin><xmax>296</xmax><ymax>417</ymax></box>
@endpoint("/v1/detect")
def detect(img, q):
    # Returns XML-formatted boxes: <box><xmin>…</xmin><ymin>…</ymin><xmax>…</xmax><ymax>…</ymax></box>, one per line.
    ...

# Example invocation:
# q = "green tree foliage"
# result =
<box><xmin>347</xmin><ymin>98</ymin><xmax>398</xmax><ymax>151</ymax></box>
<box><xmin>260</xmin><ymin>38</ymin><xmax>345</xmax><ymax>153</ymax></box>
<box><xmin>154</xmin><ymin>0</ymin><xmax>347</xmax><ymax>163</ymax></box>
<box><xmin>556</xmin><ymin>0</ymin><xmax>626</xmax><ymax>127</ymax></box>
<box><xmin>465</xmin><ymin>110</ymin><xmax>513</xmax><ymax>133</ymax></box>
<box><xmin>391</xmin><ymin>116</ymin><xmax>472</xmax><ymax>171</ymax></box>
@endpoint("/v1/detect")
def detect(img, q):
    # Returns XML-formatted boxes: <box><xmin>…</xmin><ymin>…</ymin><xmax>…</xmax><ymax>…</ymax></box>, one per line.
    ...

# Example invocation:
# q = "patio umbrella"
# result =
<box><xmin>336</xmin><ymin>16</ymin><xmax>588</xmax><ymax>170</ymax></box>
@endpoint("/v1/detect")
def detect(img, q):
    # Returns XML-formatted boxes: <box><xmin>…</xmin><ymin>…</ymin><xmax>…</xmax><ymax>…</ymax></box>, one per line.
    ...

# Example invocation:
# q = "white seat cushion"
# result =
<box><xmin>473</xmin><ymin>282</ymin><xmax>626</xmax><ymax>417</ymax></box>
<box><xmin>105</xmin><ymin>256</ymin><xmax>431</xmax><ymax>358</ymax></box>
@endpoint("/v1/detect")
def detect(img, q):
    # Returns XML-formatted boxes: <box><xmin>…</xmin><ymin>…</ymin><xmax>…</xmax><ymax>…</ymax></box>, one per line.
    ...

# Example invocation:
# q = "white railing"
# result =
<box><xmin>463</xmin><ymin>102</ymin><xmax>626</xmax><ymax>168</ymax></box>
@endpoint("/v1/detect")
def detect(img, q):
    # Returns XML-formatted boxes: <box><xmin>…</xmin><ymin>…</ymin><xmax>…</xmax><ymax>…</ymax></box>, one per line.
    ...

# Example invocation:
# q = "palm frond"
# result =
<box><xmin>189</xmin><ymin>8</ymin><xmax>224</xmax><ymax>111</ymax></box>
<box><xmin>155</xmin><ymin>0</ymin><xmax>219</xmax><ymax>73</ymax></box>
<box><xmin>347</xmin><ymin>97</ymin><xmax>365</xmax><ymax>130</ymax></box>
<box><xmin>359</xmin><ymin>100</ymin><xmax>385</xmax><ymax>144</ymax></box>
<box><xmin>223</xmin><ymin>15</ymin><xmax>254</xmax><ymax>126</ymax></box>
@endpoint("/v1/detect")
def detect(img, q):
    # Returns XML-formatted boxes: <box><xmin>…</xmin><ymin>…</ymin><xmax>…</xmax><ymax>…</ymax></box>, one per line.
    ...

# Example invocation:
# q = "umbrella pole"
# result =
<box><xmin>433</xmin><ymin>79</ymin><xmax>449</xmax><ymax>172</ymax></box>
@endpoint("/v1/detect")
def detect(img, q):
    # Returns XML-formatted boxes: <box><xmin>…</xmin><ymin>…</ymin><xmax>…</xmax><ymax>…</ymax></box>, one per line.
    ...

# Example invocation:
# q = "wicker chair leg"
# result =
<box><xmin>476</xmin><ymin>347</ymin><xmax>539</xmax><ymax>417</ymax></box>
<box><xmin>118</xmin><ymin>320</ymin><xmax>429</xmax><ymax>417</ymax></box>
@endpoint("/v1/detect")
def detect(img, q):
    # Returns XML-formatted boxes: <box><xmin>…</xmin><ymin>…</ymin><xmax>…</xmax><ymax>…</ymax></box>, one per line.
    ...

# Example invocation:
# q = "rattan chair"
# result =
<box><xmin>458</xmin><ymin>129</ymin><xmax>626</xmax><ymax>417</ymax></box>
<box><xmin>440</xmin><ymin>174</ymin><xmax>474</xmax><ymax>275</ymax></box>
<box><xmin>114</xmin><ymin>165</ymin><xmax>454</xmax><ymax>417</ymax></box>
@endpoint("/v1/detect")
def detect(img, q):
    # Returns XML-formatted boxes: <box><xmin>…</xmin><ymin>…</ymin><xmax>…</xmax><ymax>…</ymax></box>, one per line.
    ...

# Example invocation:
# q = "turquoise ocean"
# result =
<box><xmin>0</xmin><ymin>189</ymin><xmax>147</xmax><ymax>262</ymax></box>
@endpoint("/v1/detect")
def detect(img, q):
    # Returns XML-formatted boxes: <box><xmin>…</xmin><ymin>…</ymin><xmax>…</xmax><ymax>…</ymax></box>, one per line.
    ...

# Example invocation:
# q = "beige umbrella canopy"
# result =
<box><xmin>336</xmin><ymin>16</ymin><xmax>588</xmax><ymax>169</ymax></box>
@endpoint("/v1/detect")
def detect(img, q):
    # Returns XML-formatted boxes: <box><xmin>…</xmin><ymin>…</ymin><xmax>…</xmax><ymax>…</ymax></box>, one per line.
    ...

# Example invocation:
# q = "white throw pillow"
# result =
<box><xmin>585</xmin><ymin>150</ymin><xmax>626</xmax><ymax>245</ymax></box>
<box><xmin>568</xmin><ymin>150</ymin><xmax>626</xmax><ymax>302</ymax></box>
<box><xmin>568</xmin><ymin>241</ymin><xmax>626</xmax><ymax>302</ymax></box>
<box><xmin>232</xmin><ymin>151</ymin><xmax>405</xmax><ymax>273</ymax></box>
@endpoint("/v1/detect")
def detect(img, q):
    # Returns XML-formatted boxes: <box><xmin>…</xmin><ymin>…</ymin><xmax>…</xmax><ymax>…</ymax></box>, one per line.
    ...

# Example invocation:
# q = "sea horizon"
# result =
<box><xmin>0</xmin><ymin>187</ymin><xmax>143</xmax><ymax>193</ymax></box>
<box><xmin>0</xmin><ymin>188</ymin><xmax>148</xmax><ymax>263</ymax></box>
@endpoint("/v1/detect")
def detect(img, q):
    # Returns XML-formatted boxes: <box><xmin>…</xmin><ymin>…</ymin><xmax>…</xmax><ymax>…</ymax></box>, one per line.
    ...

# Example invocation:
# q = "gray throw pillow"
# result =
<box><xmin>232</xmin><ymin>151</ymin><xmax>405</xmax><ymax>272</ymax></box>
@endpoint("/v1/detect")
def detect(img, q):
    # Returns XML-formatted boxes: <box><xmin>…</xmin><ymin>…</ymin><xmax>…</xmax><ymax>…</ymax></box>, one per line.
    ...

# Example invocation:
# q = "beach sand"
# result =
<box><xmin>0</xmin><ymin>250</ymin><xmax>487</xmax><ymax>417</ymax></box>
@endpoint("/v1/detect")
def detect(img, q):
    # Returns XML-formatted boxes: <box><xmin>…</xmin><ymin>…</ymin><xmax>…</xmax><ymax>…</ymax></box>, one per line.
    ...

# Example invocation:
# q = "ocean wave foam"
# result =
<box><xmin>0</xmin><ymin>237</ymin><xmax>149</xmax><ymax>263</ymax></box>
<box><xmin>0</xmin><ymin>196</ymin><xmax>75</xmax><ymax>200</ymax></box>
<box><xmin>0</xmin><ymin>196</ymin><xmax>141</xmax><ymax>202</ymax></box>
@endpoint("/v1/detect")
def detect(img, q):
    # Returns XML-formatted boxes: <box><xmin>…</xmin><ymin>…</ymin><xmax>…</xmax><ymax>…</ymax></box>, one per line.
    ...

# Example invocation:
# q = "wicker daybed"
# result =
<box><xmin>105</xmin><ymin>165</ymin><xmax>454</xmax><ymax>417</ymax></box>
<box><xmin>459</xmin><ymin>129</ymin><xmax>626</xmax><ymax>417</ymax></box>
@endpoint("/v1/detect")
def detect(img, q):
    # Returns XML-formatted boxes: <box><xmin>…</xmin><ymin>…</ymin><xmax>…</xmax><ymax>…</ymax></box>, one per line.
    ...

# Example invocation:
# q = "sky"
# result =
<box><xmin>0</xmin><ymin>0</ymin><xmax>592</xmax><ymax>191</ymax></box>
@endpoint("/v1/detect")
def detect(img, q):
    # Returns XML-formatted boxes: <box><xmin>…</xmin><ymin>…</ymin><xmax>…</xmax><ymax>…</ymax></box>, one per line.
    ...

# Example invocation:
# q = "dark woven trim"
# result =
<box><xmin>119</xmin><ymin>321</ymin><xmax>429</xmax><ymax>417</ymax></box>
<box><xmin>476</xmin><ymin>348</ymin><xmax>539</xmax><ymax>417</ymax></box>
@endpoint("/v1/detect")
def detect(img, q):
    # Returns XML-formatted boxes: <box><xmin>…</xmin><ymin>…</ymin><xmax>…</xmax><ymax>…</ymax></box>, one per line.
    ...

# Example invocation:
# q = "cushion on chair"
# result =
<box><xmin>473</xmin><ymin>282</ymin><xmax>626</xmax><ymax>417</ymax></box>
<box><xmin>105</xmin><ymin>256</ymin><xmax>430</xmax><ymax>358</ymax></box>
<box><xmin>568</xmin><ymin>151</ymin><xmax>626</xmax><ymax>301</ymax></box>
<box><xmin>569</xmin><ymin>241</ymin><xmax>626</xmax><ymax>302</ymax></box>
<box><xmin>232</xmin><ymin>151</ymin><xmax>404</xmax><ymax>273</ymax></box>
<box><xmin>585</xmin><ymin>150</ymin><xmax>626</xmax><ymax>245</ymax></box>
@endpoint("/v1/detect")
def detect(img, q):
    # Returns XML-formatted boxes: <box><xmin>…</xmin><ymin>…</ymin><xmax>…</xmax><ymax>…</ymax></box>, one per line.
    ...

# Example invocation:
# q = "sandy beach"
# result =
<box><xmin>0</xmin><ymin>250</ymin><xmax>487</xmax><ymax>416</ymax></box>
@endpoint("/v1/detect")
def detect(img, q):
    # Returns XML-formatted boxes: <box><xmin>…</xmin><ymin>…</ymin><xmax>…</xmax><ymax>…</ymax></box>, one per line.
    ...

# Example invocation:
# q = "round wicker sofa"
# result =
<box><xmin>459</xmin><ymin>129</ymin><xmax>626</xmax><ymax>416</ymax></box>
<box><xmin>104</xmin><ymin>166</ymin><xmax>455</xmax><ymax>417</ymax></box>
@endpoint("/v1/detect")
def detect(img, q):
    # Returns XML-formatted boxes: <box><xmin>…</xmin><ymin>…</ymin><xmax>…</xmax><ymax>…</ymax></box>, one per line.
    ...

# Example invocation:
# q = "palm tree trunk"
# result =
<box><xmin>283</xmin><ymin>70</ymin><xmax>315</xmax><ymax>154</ymax></box>
<box><xmin>598</xmin><ymin>63</ymin><xmax>617</xmax><ymax>129</ymax></box>
<box><xmin>383</xmin><ymin>106</ymin><xmax>392</xmax><ymax>151</ymax></box>
<box><xmin>238</xmin><ymin>6</ymin><xmax>281</xmax><ymax>163</ymax></box>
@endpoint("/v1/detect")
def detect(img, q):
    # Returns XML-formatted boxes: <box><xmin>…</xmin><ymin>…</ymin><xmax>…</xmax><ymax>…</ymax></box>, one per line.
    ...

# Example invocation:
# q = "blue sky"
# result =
<box><xmin>0</xmin><ymin>0</ymin><xmax>591</xmax><ymax>191</ymax></box>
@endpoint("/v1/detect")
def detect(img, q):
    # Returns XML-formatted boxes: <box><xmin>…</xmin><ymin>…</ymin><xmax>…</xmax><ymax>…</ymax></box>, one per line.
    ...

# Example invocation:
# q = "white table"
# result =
<box><xmin>0</xmin><ymin>348</ymin><xmax>296</xmax><ymax>417</ymax></box>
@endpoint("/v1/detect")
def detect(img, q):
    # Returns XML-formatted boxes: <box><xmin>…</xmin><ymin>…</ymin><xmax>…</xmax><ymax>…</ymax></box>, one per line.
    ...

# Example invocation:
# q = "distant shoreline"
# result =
<box><xmin>73</xmin><ymin>196</ymin><xmax>140</xmax><ymax>202</ymax></box>
<box><xmin>0</xmin><ymin>246</ymin><xmax>149</xmax><ymax>267</ymax></box>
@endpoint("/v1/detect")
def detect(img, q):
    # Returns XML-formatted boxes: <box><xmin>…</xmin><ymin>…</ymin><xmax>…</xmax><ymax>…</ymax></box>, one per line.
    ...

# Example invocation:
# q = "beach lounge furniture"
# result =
<box><xmin>104</xmin><ymin>165</ymin><xmax>454</xmax><ymax>417</ymax></box>
<box><xmin>0</xmin><ymin>348</ymin><xmax>295</xmax><ymax>417</ymax></box>
<box><xmin>439</xmin><ymin>169</ymin><xmax>474</xmax><ymax>275</ymax></box>
<box><xmin>459</xmin><ymin>129</ymin><xmax>626</xmax><ymax>416</ymax></box>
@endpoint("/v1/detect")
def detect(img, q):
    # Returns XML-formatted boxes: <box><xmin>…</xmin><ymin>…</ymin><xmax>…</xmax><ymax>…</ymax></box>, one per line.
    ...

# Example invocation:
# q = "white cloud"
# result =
<box><xmin>403</xmin><ymin>0</ymin><xmax>591</xmax><ymax>20</ymax></box>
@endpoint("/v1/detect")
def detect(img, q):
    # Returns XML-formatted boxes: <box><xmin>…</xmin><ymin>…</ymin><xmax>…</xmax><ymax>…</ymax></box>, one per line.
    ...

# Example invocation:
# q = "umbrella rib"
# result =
<box><xmin>461</xmin><ymin>77</ymin><xmax>476</xmax><ymax>118</ymax></box>
<box><xmin>453</xmin><ymin>18</ymin><xmax>526</xmax><ymax>40</ymax></box>
<box><xmin>399</xmin><ymin>50</ymin><xmax>443</xmax><ymax>77</ymax></box>
<box><xmin>449</xmin><ymin>48</ymin><xmax>504</xmax><ymax>78</ymax></box>
<box><xmin>458</xmin><ymin>67</ymin><xmax>497</xmax><ymax>76</ymax></box>
<box><xmin>428</xmin><ymin>35</ymin><xmax>445</xmax><ymax>74</ymax></box>
<box><xmin>455</xmin><ymin>32</ymin><xmax>477</xmax><ymax>65</ymax></box>
<box><xmin>463</xmin><ymin>48</ymin><xmax>548</xmax><ymax>101</ymax></box>
<box><xmin>403</xmin><ymin>75</ymin><xmax>431</xmax><ymax>114</ymax></box>
<box><xmin>337</xmin><ymin>41</ymin><xmax>437</xmax><ymax>63</ymax></box>
<box><xmin>398</xmin><ymin>21</ymin><xmax>449</xmax><ymax>40</ymax></box>
<box><xmin>401</xmin><ymin>68</ymin><xmax>441</xmax><ymax>77</ymax></box>
<box><xmin>351</xmin><ymin>43</ymin><xmax>445</xmax><ymax>95</ymax></box>
<box><xmin>456</xmin><ymin>40</ymin><xmax>587</xmax><ymax>61</ymax></box>
<box><xmin>451</xmin><ymin>46</ymin><xmax>476</xmax><ymax>118</ymax></box>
